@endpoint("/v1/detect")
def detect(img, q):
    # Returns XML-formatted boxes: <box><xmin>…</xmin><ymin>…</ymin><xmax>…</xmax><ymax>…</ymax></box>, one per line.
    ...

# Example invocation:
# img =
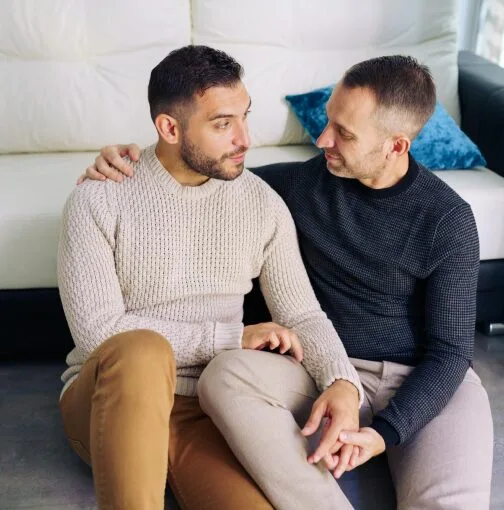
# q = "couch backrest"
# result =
<box><xmin>0</xmin><ymin>0</ymin><xmax>459</xmax><ymax>153</ymax></box>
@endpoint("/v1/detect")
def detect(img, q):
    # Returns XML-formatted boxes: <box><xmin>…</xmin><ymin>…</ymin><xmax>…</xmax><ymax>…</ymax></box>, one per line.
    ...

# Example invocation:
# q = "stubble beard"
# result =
<box><xmin>180</xmin><ymin>136</ymin><xmax>246</xmax><ymax>181</ymax></box>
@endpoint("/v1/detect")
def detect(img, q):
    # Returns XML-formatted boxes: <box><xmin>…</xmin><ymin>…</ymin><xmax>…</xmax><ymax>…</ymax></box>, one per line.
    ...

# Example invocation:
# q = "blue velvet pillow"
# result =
<box><xmin>285</xmin><ymin>87</ymin><xmax>486</xmax><ymax>170</ymax></box>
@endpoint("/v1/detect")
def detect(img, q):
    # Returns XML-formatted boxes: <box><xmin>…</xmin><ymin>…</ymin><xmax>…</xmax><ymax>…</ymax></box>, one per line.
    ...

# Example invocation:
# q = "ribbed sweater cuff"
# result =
<box><xmin>370</xmin><ymin>416</ymin><xmax>400</xmax><ymax>446</ymax></box>
<box><xmin>318</xmin><ymin>359</ymin><xmax>365</xmax><ymax>407</ymax></box>
<box><xmin>214</xmin><ymin>322</ymin><xmax>244</xmax><ymax>354</ymax></box>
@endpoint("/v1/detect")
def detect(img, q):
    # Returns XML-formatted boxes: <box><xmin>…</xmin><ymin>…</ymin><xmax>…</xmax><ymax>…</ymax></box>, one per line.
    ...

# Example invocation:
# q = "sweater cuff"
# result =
<box><xmin>370</xmin><ymin>416</ymin><xmax>400</xmax><ymax>447</ymax></box>
<box><xmin>214</xmin><ymin>322</ymin><xmax>244</xmax><ymax>354</ymax></box>
<box><xmin>318</xmin><ymin>359</ymin><xmax>365</xmax><ymax>407</ymax></box>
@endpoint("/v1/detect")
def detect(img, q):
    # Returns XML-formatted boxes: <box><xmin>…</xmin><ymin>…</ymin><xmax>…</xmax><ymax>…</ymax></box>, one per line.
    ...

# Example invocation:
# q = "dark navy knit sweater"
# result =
<box><xmin>252</xmin><ymin>153</ymin><xmax>479</xmax><ymax>446</ymax></box>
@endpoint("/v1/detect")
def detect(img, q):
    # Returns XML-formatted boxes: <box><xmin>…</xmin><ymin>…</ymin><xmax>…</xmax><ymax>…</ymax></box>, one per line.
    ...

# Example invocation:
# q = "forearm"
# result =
<box><xmin>290</xmin><ymin>313</ymin><xmax>363</xmax><ymax>400</ymax></box>
<box><xmin>64</xmin><ymin>308</ymin><xmax>242</xmax><ymax>368</ymax></box>
<box><xmin>259</xmin><ymin>196</ymin><xmax>363</xmax><ymax>401</ymax></box>
<box><xmin>372</xmin><ymin>354</ymin><xmax>470</xmax><ymax>445</ymax></box>
<box><xmin>371</xmin><ymin>203</ymin><xmax>478</xmax><ymax>444</ymax></box>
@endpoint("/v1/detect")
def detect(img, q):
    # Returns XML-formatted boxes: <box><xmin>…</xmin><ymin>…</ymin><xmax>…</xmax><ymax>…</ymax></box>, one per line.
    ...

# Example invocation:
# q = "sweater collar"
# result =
<box><xmin>144</xmin><ymin>144</ymin><xmax>226</xmax><ymax>200</ymax></box>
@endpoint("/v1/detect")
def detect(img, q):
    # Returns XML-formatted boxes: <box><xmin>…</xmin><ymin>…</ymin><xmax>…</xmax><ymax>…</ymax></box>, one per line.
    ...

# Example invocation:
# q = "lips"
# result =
<box><xmin>229</xmin><ymin>153</ymin><xmax>246</xmax><ymax>163</ymax></box>
<box><xmin>325</xmin><ymin>152</ymin><xmax>341</xmax><ymax>161</ymax></box>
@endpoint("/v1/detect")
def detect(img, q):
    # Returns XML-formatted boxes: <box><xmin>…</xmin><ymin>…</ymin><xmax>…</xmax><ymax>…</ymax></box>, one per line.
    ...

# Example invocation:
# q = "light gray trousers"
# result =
<box><xmin>198</xmin><ymin>350</ymin><xmax>493</xmax><ymax>510</ymax></box>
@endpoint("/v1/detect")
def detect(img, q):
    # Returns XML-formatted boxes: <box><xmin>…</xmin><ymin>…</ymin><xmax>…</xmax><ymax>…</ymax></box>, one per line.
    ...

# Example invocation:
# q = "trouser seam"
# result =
<box><xmin>95</xmin><ymin>380</ymin><xmax>107</xmax><ymax>506</ymax></box>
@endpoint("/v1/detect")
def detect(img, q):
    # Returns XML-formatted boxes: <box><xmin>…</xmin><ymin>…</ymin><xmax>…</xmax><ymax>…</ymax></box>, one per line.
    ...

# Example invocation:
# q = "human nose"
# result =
<box><xmin>233</xmin><ymin>121</ymin><xmax>250</xmax><ymax>149</ymax></box>
<box><xmin>316</xmin><ymin>124</ymin><xmax>335</xmax><ymax>150</ymax></box>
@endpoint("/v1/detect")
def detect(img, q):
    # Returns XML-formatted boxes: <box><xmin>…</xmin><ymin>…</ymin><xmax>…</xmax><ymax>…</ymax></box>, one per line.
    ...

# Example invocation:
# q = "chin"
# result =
<box><xmin>215</xmin><ymin>163</ymin><xmax>245</xmax><ymax>181</ymax></box>
<box><xmin>327</xmin><ymin>162</ymin><xmax>351</xmax><ymax>178</ymax></box>
<box><xmin>227</xmin><ymin>162</ymin><xmax>245</xmax><ymax>179</ymax></box>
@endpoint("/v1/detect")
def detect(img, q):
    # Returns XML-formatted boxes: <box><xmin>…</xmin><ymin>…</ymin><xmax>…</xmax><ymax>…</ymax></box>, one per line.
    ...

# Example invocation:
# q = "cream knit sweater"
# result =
<box><xmin>58</xmin><ymin>144</ymin><xmax>363</xmax><ymax>401</ymax></box>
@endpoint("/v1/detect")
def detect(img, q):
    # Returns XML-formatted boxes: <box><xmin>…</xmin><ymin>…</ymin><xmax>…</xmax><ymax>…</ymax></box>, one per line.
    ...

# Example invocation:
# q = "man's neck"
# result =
<box><xmin>155</xmin><ymin>143</ymin><xmax>210</xmax><ymax>187</ymax></box>
<box><xmin>358</xmin><ymin>153</ymin><xmax>409</xmax><ymax>190</ymax></box>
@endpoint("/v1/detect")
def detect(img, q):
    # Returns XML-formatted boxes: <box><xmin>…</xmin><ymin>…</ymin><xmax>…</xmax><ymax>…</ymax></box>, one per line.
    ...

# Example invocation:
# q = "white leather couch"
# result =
<box><xmin>1</xmin><ymin>0</ymin><xmax>504</xmax><ymax>292</ymax></box>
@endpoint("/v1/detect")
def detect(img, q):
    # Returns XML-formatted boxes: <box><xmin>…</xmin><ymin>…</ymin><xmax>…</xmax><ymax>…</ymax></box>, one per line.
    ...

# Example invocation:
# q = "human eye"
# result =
<box><xmin>215</xmin><ymin>120</ymin><xmax>231</xmax><ymax>130</ymax></box>
<box><xmin>338</xmin><ymin>127</ymin><xmax>353</xmax><ymax>140</ymax></box>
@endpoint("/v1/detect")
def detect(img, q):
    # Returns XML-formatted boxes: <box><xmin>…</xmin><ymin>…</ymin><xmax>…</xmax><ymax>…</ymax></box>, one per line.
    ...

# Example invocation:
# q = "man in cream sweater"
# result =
<box><xmin>58</xmin><ymin>45</ymin><xmax>363</xmax><ymax>510</ymax></box>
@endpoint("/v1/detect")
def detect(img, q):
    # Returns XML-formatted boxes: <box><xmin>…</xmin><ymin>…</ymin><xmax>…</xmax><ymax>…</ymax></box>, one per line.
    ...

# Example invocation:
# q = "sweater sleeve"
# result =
<box><xmin>57</xmin><ymin>182</ymin><xmax>242</xmax><ymax>367</ymax></box>
<box><xmin>258</xmin><ymin>192</ymin><xmax>364</xmax><ymax>403</ymax></box>
<box><xmin>371</xmin><ymin>203</ymin><xmax>479</xmax><ymax>445</ymax></box>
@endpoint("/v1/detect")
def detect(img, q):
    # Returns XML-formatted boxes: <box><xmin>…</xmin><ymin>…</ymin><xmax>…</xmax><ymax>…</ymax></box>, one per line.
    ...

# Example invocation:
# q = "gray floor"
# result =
<box><xmin>0</xmin><ymin>332</ymin><xmax>502</xmax><ymax>509</ymax></box>
<box><xmin>474</xmin><ymin>332</ymin><xmax>504</xmax><ymax>509</ymax></box>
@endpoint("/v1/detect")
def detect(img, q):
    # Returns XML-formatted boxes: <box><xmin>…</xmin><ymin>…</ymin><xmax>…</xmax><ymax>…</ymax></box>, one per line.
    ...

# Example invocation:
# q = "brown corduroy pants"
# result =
<box><xmin>59</xmin><ymin>329</ymin><xmax>272</xmax><ymax>510</ymax></box>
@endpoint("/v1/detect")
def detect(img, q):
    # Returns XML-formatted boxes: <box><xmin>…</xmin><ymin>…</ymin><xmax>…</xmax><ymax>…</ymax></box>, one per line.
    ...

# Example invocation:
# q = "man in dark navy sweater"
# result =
<box><xmin>83</xmin><ymin>56</ymin><xmax>493</xmax><ymax>509</ymax></box>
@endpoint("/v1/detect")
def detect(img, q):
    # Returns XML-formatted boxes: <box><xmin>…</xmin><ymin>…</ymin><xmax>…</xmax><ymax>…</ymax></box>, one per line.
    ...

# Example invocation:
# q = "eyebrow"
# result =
<box><xmin>208</xmin><ymin>98</ymin><xmax>252</xmax><ymax>121</ymax></box>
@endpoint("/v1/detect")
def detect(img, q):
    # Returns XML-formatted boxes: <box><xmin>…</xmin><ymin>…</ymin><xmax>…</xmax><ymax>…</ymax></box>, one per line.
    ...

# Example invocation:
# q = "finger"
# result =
<box><xmin>76</xmin><ymin>174</ymin><xmax>87</xmax><ymax>185</ymax></box>
<box><xmin>330</xmin><ymin>440</ymin><xmax>343</xmax><ymax>454</ymax></box>
<box><xmin>321</xmin><ymin>420</ymin><xmax>343</xmax><ymax>456</ymax></box>
<box><xmin>310</xmin><ymin>420</ymin><xmax>343</xmax><ymax>463</ymax></box>
<box><xmin>268</xmin><ymin>332</ymin><xmax>280</xmax><ymax>350</ymax></box>
<box><xmin>323</xmin><ymin>453</ymin><xmax>337</xmax><ymax>470</ymax></box>
<box><xmin>85</xmin><ymin>166</ymin><xmax>106</xmax><ymax>182</ymax></box>
<box><xmin>334</xmin><ymin>444</ymin><xmax>353</xmax><ymax>479</ymax></box>
<box><xmin>101</xmin><ymin>148</ymin><xmax>134</xmax><ymax>177</ymax></box>
<box><xmin>347</xmin><ymin>447</ymin><xmax>370</xmax><ymax>471</ymax></box>
<box><xmin>301</xmin><ymin>403</ymin><xmax>325</xmax><ymax>438</ymax></box>
<box><xmin>127</xmin><ymin>143</ymin><xmax>141</xmax><ymax>161</ymax></box>
<box><xmin>95</xmin><ymin>156</ymin><xmax>123</xmax><ymax>182</ymax></box>
<box><xmin>322</xmin><ymin>417</ymin><xmax>331</xmax><ymax>437</ymax></box>
<box><xmin>275</xmin><ymin>329</ymin><xmax>291</xmax><ymax>354</ymax></box>
<box><xmin>339</xmin><ymin>430</ymin><xmax>369</xmax><ymax>448</ymax></box>
<box><xmin>348</xmin><ymin>446</ymin><xmax>360</xmax><ymax>469</ymax></box>
<box><xmin>289</xmin><ymin>332</ymin><xmax>304</xmax><ymax>362</ymax></box>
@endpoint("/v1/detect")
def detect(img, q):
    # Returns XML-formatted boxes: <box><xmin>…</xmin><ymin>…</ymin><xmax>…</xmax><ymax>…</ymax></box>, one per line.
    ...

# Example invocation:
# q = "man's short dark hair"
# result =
<box><xmin>148</xmin><ymin>45</ymin><xmax>244</xmax><ymax>123</ymax></box>
<box><xmin>342</xmin><ymin>55</ymin><xmax>436</xmax><ymax>137</ymax></box>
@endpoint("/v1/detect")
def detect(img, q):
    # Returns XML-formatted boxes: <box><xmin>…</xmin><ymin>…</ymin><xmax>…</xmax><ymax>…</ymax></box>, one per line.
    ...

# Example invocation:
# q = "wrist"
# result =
<box><xmin>330</xmin><ymin>378</ymin><xmax>359</xmax><ymax>399</ymax></box>
<box><xmin>214</xmin><ymin>322</ymin><xmax>244</xmax><ymax>353</ymax></box>
<box><xmin>370</xmin><ymin>417</ymin><xmax>399</xmax><ymax>447</ymax></box>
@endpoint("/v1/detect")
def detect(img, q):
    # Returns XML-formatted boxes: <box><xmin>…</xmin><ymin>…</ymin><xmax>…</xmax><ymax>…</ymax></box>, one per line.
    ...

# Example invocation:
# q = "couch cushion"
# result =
<box><xmin>1</xmin><ymin>146</ymin><xmax>503</xmax><ymax>290</ymax></box>
<box><xmin>0</xmin><ymin>0</ymin><xmax>191</xmax><ymax>153</ymax></box>
<box><xmin>193</xmin><ymin>0</ymin><xmax>460</xmax><ymax>147</ymax></box>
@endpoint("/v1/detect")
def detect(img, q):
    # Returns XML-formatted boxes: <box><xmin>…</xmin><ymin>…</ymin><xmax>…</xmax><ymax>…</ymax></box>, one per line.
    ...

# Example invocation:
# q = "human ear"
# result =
<box><xmin>387</xmin><ymin>135</ymin><xmax>410</xmax><ymax>160</ymax></box>
<box><xmin>155</xmin><ymin>114</ymin><xmax>181</xmax><ymax>145</ymax></box>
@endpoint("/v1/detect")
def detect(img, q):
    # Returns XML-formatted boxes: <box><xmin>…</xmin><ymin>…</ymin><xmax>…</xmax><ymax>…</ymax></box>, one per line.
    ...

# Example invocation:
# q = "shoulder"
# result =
<box><xmin>239</xmin><ymin>169</ymin><xmax>292</xmax><ymax>215</ymax></box>
<box><xmin>236</xmin><ymin>170</ymin><xmax>297</xmax><ymax>241</ymax></box>
<box><xmin>62</xmin><ymin>178</ymin><xmax>120</xmax><ymax>226</ymax></box>
<box><xmin>248</xmin><ymin>153</ymin><xmax>324</xmax><ymax>199</ymax></box>
<box><xmin>406</xmin><ymin>162</ymin><xmax>476</xmax><ymax>240</ymax></box>
<box><xmin>418</xmin><ymin>169</ymin><xmax>479</xmax><ymax>262</ymax></box>
<box><xmin>414</xmin><ymin>162</ymin><xmax>469</xmax><ymax>213</ymax></box>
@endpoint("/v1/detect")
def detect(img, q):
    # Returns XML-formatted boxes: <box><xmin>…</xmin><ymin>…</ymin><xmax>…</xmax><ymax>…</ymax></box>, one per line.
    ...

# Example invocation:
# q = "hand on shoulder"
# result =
<box><xmin>77</xmin><ymin>143</ymin><xmax>141</xmax><ymax>185</ymax></box>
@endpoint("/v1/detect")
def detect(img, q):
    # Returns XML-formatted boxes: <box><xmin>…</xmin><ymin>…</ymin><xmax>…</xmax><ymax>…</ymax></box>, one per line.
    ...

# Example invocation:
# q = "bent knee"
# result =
<box><xmin>101</xmin><ymin>329</ymin><xmax>175</xmax><ymax>369</ymax></box>
<box><xmin>198</xmin><ymin>350</ymin><xmax>255</xmax><ymax>399</ymax></box>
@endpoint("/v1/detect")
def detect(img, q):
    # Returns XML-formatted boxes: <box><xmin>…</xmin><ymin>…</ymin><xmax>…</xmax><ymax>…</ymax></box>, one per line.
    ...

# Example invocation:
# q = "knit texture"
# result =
<box><xmin>58</xmin><ymin>144</ymin><xmax>363</xmax><ymax>401</ymax></box>
<box><xmin>253</xmin><ymin>153</ymin><xmax>480</xmax><ymax>445</ymax></box>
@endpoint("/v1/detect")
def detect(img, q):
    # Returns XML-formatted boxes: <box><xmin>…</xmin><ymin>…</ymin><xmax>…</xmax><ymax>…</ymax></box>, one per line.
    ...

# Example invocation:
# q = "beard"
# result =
<box><xmin>325</xmin><ymin>145</ymin><xmax>386</xmax><ymax>181</ymax></box>
<box><xmin>180</xmin><ymin>136</ymin><xmax>247</xmax><ymax>181</ymax></box>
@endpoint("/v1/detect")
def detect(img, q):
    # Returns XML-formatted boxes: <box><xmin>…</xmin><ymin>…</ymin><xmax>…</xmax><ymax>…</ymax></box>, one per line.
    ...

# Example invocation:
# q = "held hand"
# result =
<box><xmin>322</xmin><ymin>444</ymin><xmax>359</xmax><ymax>479</ymax></box>
<box><xmin>242</xmin><ymin>322</ymin><xmax>303</xmax><ymax>362</ymax></box>
<box><xmin>301</xmin><ymin>379</ymin><xmax>359</xmax><ymax>468</ymax></box>
<box><xmin>77</xmin><ymin>143</ymin><xmax>141</xmax><ymax>184</ymax></box>
<box><xmin>337</xmin><ymin>427</ymin><xmax>386</xmax><ymax>473</ymax></box>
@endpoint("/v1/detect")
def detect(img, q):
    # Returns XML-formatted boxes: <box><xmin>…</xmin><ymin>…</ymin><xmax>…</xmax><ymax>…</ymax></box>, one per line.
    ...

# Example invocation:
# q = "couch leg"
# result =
<box><xmin>480</xmin><ymin>322</ymin><xmax>504</xmax><ymax>336</ymax></box>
